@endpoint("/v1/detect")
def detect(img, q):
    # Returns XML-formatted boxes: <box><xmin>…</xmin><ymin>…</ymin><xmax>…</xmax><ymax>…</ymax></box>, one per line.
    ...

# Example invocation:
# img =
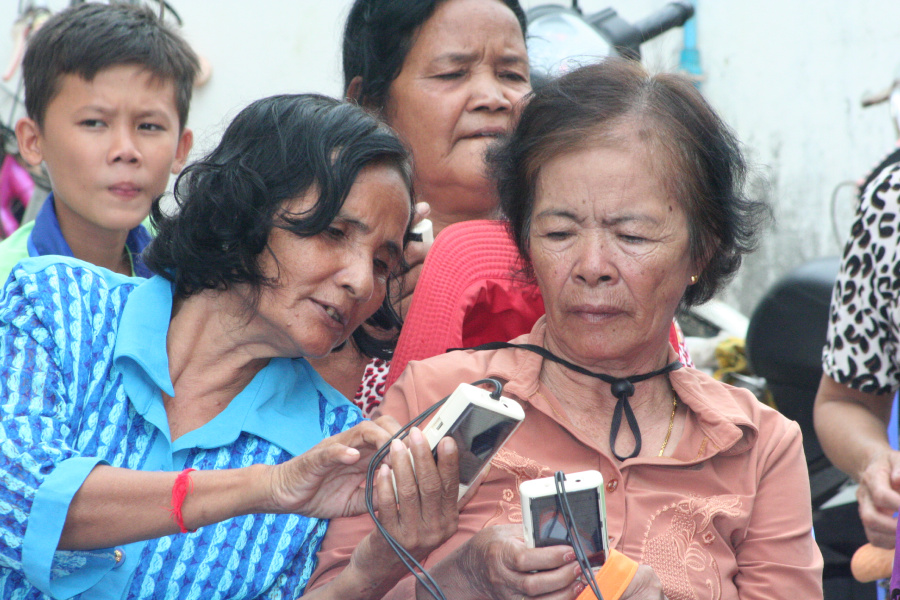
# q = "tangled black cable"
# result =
<box><xmin>553</xmin><ymin>471</ymin><xmax>605</xmax><ymax>600</ymax></box>
<box><xmin>364</xmin><ymin>378</ymin><xmax>504</xmax><ymax>600</ymax></box>
<box><xmin>452</xmin><ymin>341</ymin><xmax>681</xmax><ymax>462</ymax></box>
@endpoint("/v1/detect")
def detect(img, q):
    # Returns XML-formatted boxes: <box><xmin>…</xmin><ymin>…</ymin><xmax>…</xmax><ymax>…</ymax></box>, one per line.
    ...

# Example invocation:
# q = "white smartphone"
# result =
<box><xmin>520</xmin><ymin>470</ymin><xmax>609</xmax><ymax>567</ymax></box>
<box><xmin>410</xmin><ymin>218</ymin><xmax>433</xmax><ymax>244</ymax></box>
<box><xmin>419</xmin><ymin>382</ymin><xmax>525</xmax><ymax>499</ymax></box>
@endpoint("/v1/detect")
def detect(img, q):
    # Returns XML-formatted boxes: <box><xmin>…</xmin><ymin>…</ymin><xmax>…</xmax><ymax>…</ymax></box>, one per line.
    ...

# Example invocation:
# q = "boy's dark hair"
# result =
<box><xmin>343</xmin><ymin>0</ymin><xmax>527</xmax><ymax>110</ymax></box>
<box><xmin>144</xmin><ymin>94</ymin><xmax>414</xmax><ymax>359</ymax></box>
<box><xmin>23</xmin><ymin>2</ymin><xmax>198</xmax><ymax>129</ymax></box>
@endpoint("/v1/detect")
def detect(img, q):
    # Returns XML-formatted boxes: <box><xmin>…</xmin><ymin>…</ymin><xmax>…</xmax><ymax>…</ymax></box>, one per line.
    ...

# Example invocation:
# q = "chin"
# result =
<box><xmin>315</xmin><ymin>335</ymin><xmax>351</xmax><ymax>358</ymax></box>
<box><xmin>94</xmin><ymin>220</ymin><xmax>146</xmax><ymax>234</ymax></box>
<box><xmin>452</xmin><ymin>182</ymin><xmax>498</xmax><ymax>215</ymax></box>
<box><xmin>566</xmin><ymin>338</ymin><xmax>629</xmax><ymax>362</ymax></box>
<box><xmin>98</xmin><ymin>210</ymin><xmax>152</xmax><ymax>231</ymax></box>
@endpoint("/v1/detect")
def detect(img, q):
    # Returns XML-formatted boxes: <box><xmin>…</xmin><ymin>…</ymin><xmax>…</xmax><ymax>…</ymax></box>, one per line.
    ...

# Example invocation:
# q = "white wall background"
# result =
<box><xmin>2</xmin><ymin>0</ymin><xmax>899</xmax><ymax>315</ymax></box>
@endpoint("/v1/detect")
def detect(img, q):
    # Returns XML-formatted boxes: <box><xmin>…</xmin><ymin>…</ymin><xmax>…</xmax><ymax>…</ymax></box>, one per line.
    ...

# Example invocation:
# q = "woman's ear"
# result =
<box><xmin>693</xmin><ymin>231</ymin><xmax>720</xmax><ymax>273</ymax></box>
<box><xmin>346</xmin><ymin>76</ymin><xmax>364</xmax><ymax>104</ymax></box>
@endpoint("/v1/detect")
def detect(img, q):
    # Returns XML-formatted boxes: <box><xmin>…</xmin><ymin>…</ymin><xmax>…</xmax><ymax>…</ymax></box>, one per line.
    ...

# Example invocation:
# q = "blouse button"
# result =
<box><xmin>113</xmin><ymin>548</ymin><xmax>125</xmax><ymax>568</ymax></box>
<box><xmin>606</xmin><ymin>479</ymin><xmax>619</xmax><ymax>493</ymax></box>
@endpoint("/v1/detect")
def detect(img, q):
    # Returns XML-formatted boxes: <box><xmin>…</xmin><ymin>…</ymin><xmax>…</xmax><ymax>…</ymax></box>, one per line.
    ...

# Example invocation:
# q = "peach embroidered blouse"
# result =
<box><xmin>308</xmin><ymin>319</ymin><xmax>823</xmax><ymax>599</ymax></box>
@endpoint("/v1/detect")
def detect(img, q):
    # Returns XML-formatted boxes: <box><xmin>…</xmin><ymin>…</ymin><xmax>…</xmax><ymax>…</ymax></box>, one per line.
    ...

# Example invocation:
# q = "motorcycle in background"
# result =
<box><xmin>745</xmin><ymin>256</ymin><xmax>874</xmax><ymax>599</ymax></box>
<box><xmin>525</xmin><ymin>0</ymin><xmax>694</xmax><ymax>86</ymax></box>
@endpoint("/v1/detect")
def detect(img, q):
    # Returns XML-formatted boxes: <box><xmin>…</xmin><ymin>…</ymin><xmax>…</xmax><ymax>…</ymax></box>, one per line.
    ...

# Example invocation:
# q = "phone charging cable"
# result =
<box><xmin>364</xmin><ymin>378</ymin><xmax>505</xmax><ymax>600</ymax></box>
<box><xmin>553</xmin><ymin>471</ymin><xmax>605</xmax><ymax>600</ymax></box>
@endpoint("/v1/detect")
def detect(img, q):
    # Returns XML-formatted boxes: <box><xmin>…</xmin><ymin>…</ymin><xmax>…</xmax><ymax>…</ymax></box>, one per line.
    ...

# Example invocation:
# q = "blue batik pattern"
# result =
<box><xmin>0</xmin><ymin>259</ymin><xmax>362</xmax><ymax>599</ymax></box>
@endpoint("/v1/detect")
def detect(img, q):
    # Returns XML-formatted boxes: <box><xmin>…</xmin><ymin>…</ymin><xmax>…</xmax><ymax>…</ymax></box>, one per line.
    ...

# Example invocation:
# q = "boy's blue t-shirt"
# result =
<box><xmin>0</xmin><ymin>193</ymin><xmax>153</xmax><ymax>282</ymax></box>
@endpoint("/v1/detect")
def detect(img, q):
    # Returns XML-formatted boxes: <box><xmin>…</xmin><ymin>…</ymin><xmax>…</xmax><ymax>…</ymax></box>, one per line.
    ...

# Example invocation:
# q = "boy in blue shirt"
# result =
<box><xmin>0</xmin><ymin>2</ymin><xmax>196</xmax><ymax>281</ymax></box>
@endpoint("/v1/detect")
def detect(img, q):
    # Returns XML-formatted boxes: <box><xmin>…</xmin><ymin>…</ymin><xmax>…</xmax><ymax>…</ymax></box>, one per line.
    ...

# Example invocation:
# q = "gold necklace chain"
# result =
<box><xmin>658</xmin><ymin>393</ymin><xmax>678</xmax><ymax>457</ymax></box>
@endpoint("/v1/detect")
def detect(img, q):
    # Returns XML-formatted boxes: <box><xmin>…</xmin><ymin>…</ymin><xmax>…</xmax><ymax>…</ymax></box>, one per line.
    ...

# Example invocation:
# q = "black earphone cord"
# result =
<box><xmin>452</xmin><ymin>342</ymin><xmax>682</xmax><ymax>461</ymax></box>
<box><xmin>367</xmin><ymin>343</ymin><xmax>681</xmax><ymax>598</ymax></box>
<box><xmin>553</xmin><ymin>471</ymin><xmax>606</xmax><ymax>600</ymax></box>
<box><xmin>364</xmin><ymin>378</ymin><xmax>505</xmax><ymax>600</ymax></box>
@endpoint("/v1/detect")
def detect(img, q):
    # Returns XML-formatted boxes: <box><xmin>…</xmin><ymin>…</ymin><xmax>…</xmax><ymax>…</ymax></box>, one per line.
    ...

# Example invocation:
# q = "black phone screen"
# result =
<box><xmin>433</xmin><ymin>404</ymin><xmax>518</xmax><ymax>485</ymax></box>
<box><xmin>528</xmin><ymin>488</ymin><xmax>606</xmax><ymax>567</ymax></box>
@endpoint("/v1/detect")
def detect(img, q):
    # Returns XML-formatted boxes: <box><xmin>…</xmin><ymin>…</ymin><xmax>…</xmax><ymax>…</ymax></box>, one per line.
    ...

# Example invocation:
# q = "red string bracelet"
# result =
<box><xmin>170</xmin><ymin>468</ymin><xmax>197</xmax><ymax>534</ymax></box>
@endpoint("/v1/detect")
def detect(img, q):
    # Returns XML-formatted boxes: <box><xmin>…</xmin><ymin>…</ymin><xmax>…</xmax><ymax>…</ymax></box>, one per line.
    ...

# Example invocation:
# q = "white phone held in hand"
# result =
<box><xmin>420</xmin><ymin>382</ymin><xmax>525</xmax><ymax>499</ymax></box>
<box><xmin>520</xmin><ymin>470</ymin><xmax>609</xmax><ymax>567</ymax></box>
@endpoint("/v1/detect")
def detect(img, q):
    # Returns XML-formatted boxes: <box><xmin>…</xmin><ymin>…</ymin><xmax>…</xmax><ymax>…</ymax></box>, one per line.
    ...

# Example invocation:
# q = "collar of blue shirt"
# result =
<box><xmin>113</xmin><ymin>274</ymin><xmax>352</xmax><ymax>455</ymax></box>
<box><xmin>27</xmin><ymin>193</ymin><xmax>153</xmax><ymax>278</ymax></box>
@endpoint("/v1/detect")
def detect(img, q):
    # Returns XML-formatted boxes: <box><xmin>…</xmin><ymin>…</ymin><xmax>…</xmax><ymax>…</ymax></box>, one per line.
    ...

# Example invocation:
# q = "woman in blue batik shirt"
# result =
<box><xmin>0</xmin><ymin>94</ymin><xmax>460</xmax><ymax>600</ymax></box>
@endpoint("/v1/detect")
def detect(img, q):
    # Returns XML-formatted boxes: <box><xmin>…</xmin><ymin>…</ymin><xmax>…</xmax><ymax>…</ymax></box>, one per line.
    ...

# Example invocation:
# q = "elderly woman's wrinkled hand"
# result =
<box><xmin>456</xmin><ymin>524</ymin><xmax>585</xmax><ymax>600</ymax></box>
<box><xmin>265</xmin><ymin>416</ymin><xmax>400</xmax><ymax>519</ymax></box>
<box><xmin>856</xmin><ymin>448</ymin><xmax>900</xmax><ymax>548</ymax></box>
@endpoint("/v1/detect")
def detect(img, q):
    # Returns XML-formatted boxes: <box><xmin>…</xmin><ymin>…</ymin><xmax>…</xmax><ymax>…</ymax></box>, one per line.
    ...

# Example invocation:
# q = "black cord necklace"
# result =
<box><xmin>450</xmin><ymin>342</ymin><xmax>682</xmax><ymax>461</ymax></box>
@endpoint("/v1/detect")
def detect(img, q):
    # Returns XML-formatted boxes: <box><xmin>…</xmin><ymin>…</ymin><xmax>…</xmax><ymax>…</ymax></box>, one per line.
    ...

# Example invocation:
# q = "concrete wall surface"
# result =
<box><xmin>2</xmin><ymin>0</ymin><xmax>899</xmax><ymax>316</ymax></box>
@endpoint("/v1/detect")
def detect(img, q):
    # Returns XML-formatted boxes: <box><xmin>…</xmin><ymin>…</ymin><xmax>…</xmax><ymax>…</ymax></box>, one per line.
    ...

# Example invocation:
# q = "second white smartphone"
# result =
<box><xmin>520</xmin><ymin>470</ymin><xmax>609</xmax><ymax>567</ymax></box>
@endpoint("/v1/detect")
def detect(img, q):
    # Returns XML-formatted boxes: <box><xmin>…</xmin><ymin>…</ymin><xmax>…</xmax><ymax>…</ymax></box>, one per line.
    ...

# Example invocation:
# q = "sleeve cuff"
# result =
<box><xmin>576</xmin><ymin>549</ymin><xmax>640</xmax><ymax>600</ymax></box>
<box><xmin>21</xmin><ymin>456</ymin><xmax>117</xmax><ymax>597</ymax></box>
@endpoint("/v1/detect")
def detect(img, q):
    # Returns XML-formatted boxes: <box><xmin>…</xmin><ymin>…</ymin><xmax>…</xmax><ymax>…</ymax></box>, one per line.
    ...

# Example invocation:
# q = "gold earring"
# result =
<box><xmin>690</xmin><ymin>275</ymin><xmax>699</xmax><ymax>284</ymax></box>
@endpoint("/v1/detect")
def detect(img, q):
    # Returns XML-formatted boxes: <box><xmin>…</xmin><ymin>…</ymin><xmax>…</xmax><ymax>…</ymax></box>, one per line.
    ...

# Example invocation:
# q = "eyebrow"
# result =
<box><xmin>135</xmin><ymin>109</ymin><xmax>174</xmax><ymax>121</ymax></box>
<box><xmin>533</xmin><ymin>208</ymin><xmax>583</xmax><ymax>223</ymax></box>
<box><xmin>431</xmin><ymin>52</ymin><xmax>527</xmax><ymax>68</ymax></box>
<box><xmin>497</xmin><ymin>55</ymin><xmax>528</xmax><ymax>68</ymax></box>
<box><xmin>79</xmin><ymin>105</ymin><xmax>172</xmax><ymax>120</ymax></box>
<box><xmin>336</xmin><ymin>215</ymin><xmax>370</xmax><ymax>234</ymax></box>
<box><xmin>533</xmin><ymin>209</ymin><xmax>660</xmax><ymax>226</ymax></box>
<box><xmin>335</xmin><ymin>215</ymin><xmax>403</xmax><ymax>259</ymax></box>
<box><xmin>74</xmin><ymin>105</ymin><xmax>116</xmax><ymax>118</ymax></box>
<box><xmin>603</xmin><ymin>214</ymin><xmax>660</xmax><ymax>227</ymax></box>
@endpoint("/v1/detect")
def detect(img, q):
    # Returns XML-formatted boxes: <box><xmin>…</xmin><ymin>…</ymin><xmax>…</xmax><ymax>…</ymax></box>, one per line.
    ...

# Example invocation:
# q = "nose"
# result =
<box><xmin>107</xmin><ymin>126</ymin><xmax>142</xmax><ymax>165</ymax></box>
<box><xmin>468</xmin><ymin>72</ymin><xmax>514</xmax><ymax>113</ymax></box>
<box><xmin>573</xmin><ymin>233</ymin><xmax>617</xmax><ymax>287</ymax></box>
<box><xmin>337</xmin><ymin>252</ymin><xmax>376</xmax><ymax>303</ymax></box>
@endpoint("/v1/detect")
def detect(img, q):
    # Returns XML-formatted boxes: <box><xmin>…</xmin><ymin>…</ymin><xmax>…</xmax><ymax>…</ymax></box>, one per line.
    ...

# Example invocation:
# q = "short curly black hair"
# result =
<box><xmin>491</xmin><ymin>58</ymin><xmax>771</xmax><ymax>307</ymax></box>
<box><xmin>342</xmin><ymin>0</ymin><xmax>527</xmax><ymax>109</ymax></box>
<box><xmin>144</xmin><ymin>94</ymin><xmax>414</xmax><ymax>359</ymax></box>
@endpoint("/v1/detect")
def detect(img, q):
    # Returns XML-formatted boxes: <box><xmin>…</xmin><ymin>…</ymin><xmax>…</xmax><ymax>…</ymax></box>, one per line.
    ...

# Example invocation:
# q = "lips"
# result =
<box><xmin>461</xmin><ymin>126</ymin><xmax>507</xmax><ymax>140</ymax></box>
<box><xmin>314</xmin><ymin>300</ymin><xmax>346</xmax><ymax>328</ymax></box>
<box><xmin>570</xmin><ymin>304</ymin><xmax>623</xmax><ymax>322</ymax></box>
<box><xmin>108</xmin><ymin>182</ymin><xmax>141</xmax><ymax>199</ymax></box>
<box><xmin>323</xmin><ymin>305</ymin><xmax>342</xmax><ymax>324</ymax></box>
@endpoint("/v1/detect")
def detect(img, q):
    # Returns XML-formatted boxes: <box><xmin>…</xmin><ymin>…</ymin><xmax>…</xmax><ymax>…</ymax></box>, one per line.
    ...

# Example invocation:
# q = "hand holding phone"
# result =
<box><xmin>520</xmin><ymin>470</ymin><xmax>609</xmax><ymax>568</ymax></box>
<box><xmin>395</xmin><ymin>382</ymin><xmax>525</xmax><ymax>501</ymax></box>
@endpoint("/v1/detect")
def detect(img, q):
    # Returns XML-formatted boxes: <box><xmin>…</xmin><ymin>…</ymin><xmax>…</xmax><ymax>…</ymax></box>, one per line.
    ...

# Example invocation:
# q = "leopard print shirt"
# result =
<box><xmin>823</xmin><ymin>156</ymin><xmax>900</xmax><ymax>395</ymax></box>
